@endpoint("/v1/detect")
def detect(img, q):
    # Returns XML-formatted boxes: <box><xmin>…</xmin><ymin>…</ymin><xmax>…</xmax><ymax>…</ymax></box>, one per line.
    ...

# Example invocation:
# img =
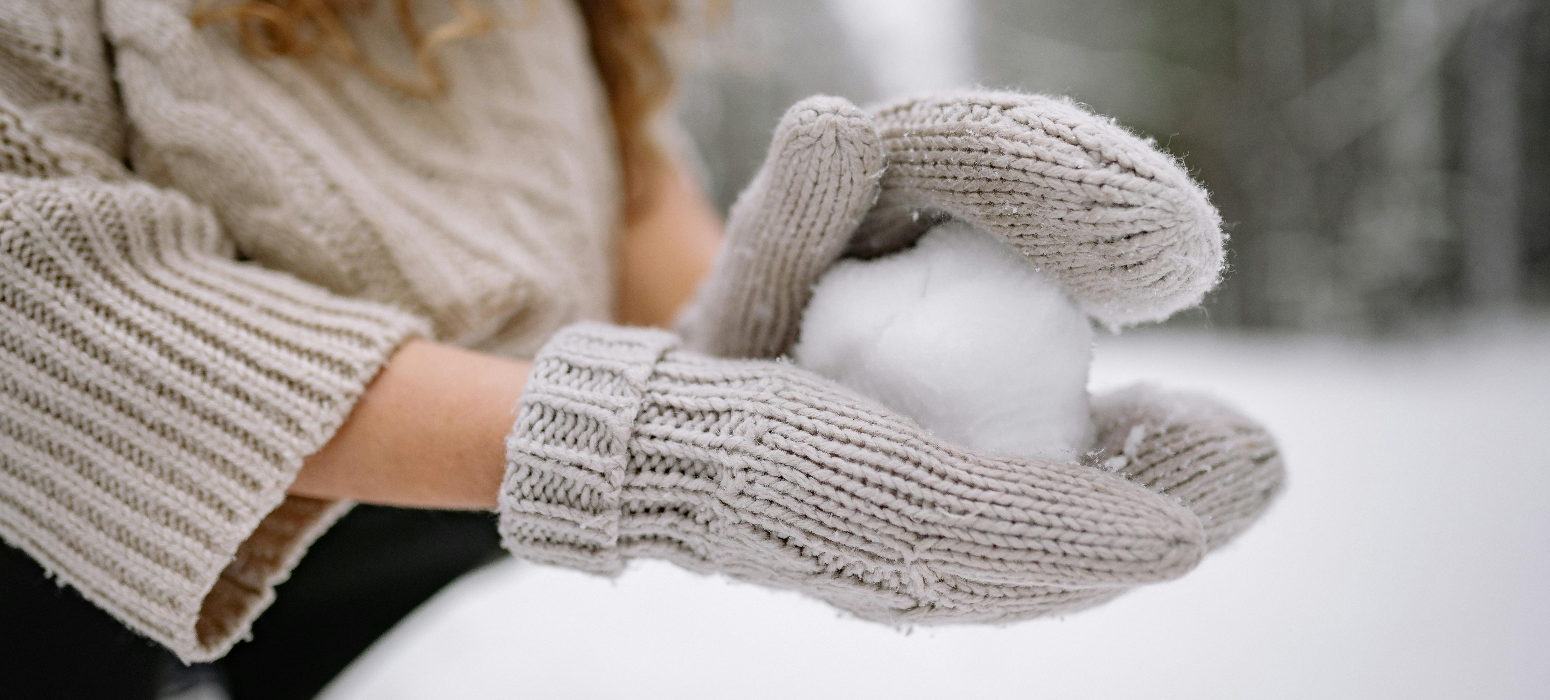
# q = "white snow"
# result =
<box><xmin>792</xmin><ymin>221</ymin><xmax>1095</xmax><ymax>460</ymax></box>
<box><xmin>318</xmin><ymin>320</ymin><xmax>1550</xmax><ymax>700</ymax></box>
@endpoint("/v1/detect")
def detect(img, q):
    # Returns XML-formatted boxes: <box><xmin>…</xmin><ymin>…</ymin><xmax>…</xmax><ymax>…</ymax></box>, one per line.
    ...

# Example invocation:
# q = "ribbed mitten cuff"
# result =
<box><xmin>499</xmin><ymin>323</ymin><xmax>678</xmax><ymax>575</ymax></box>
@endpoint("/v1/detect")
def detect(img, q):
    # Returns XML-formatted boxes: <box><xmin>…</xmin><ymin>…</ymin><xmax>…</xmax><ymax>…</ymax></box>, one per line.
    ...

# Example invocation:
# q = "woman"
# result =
<box><xmin>0</xmin><ymin>1</ymin><xmax>1282</xmax><ymax>698</ymax></box>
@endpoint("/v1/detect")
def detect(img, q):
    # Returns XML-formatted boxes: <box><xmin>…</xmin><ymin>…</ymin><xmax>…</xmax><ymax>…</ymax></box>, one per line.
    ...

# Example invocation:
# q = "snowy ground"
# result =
<box><xmin>320</xmin><ymin>321</ymin><xmax>1550</xmax><ymax>700</ymax></box>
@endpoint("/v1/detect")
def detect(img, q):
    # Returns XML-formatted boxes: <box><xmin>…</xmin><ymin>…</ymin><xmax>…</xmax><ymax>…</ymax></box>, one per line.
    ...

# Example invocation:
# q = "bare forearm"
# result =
<box><xmin>293</xmin><ymin>164</ymin><xmax>721</xmax><ymax>508</ymax></box>
<box><xmin>289</xmin><ymin>340</ymin><xmax>528</xmax><ymax>510</ymax></box>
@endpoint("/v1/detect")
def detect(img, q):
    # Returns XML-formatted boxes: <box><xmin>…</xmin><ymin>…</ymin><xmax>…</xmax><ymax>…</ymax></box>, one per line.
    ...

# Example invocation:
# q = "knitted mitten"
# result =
<box><xmin>676</xmin><ymin>95</ymin><xmax>885</xmax><ymax>359</ymax></box>
<box><xmin>681</xmin><ymin>91</ymin><xmax>1224</xmax><ymax>361</ymax></box>
<box><xmin>855</xmin><ymin>92</ymin><xmax>1225</xmax><ymax>329</ymax></box>
<box><xmin>1090</xmin><ymin>386</ymin><xmax>1285</xmax><ymax>551</ymax></box>
<box><xmin>500</xmin><ymin>323</ymin><xmax>1206</xmax><ymax>623</ymax></box>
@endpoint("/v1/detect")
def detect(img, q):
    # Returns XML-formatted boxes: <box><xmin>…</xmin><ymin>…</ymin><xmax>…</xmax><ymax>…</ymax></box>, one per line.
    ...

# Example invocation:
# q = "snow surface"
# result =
<box><xmin>792</xmin><ymin>221</ymin><xmax>1095</xmax><ymax>460</ymax></box>
<box><xmin>320</xmin><ymin>320</ymin><xmax>1550</xmax><ymax>700</ymax></box>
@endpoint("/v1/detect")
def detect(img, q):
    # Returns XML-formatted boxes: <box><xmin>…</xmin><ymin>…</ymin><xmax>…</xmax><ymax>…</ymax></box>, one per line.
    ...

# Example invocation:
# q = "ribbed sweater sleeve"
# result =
<box><xmin>0</xmin><ymin>3</ymin><xmax>427</xmax><ymax>662</ymax></box>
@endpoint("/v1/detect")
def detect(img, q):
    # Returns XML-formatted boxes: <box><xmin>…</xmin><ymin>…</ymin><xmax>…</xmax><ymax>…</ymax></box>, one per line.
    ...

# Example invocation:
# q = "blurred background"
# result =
<box><xmin>674</xmin><ymin>0</ymin><xmax>1550</xmax><ymax>331</ymax></box>
<box><xmin>317</xmin><ymin>1</ymin><xmax>1549</xmax><ymax>698</ymax></box>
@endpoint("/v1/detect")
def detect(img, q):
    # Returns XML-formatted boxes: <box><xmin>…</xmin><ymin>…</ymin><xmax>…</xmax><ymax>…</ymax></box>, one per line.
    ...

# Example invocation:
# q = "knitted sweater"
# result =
<box><xmin>0</xmin><ymin>0</ymin><xmax>620</xmax><ymax>662</ymax></box>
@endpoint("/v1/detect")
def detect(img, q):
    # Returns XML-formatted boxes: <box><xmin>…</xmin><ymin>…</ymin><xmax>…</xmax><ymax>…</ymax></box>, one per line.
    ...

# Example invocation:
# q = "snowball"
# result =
<box><xmin>793</xmin><ymin>221</ymin><xmax>1095</xmax><ymax>460</ymax></box>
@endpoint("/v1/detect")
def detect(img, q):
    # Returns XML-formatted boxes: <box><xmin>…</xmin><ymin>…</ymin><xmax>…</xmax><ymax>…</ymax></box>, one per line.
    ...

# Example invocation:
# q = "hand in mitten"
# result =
<box><xmin>856</xmin><ymin>91</ymin><xmax>1225</xmax><ymax>330</ymax></box>
<box><xmin>1089</xmin><ymin>386</ymin><xmax>1284</xmax><ymax>552</ymax></box>
<box><xmin>680</xmin><ymin>90</ymin><xmax>1228</xmax><ymax>367</ymax></box>
<box><xmin>499</xmin><ymin>323</ymin><xmax>1206</xmax><ymax>623</ymax></box>
<box><xmin>684</xmin><ymin>90</ymin><xmax>1281</xmax><ymax>559</ymax></box>
<box><xmin>843</xmin><ymin>91</ymin><xmax>1283</xmax><ymax>552</ymax></box>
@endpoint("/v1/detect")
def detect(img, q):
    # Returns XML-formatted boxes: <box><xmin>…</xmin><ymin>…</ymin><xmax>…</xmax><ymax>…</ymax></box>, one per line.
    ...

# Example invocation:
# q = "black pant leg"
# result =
<box><xmin>0</xmin><ymin>539</ymin><xmax>172</xmax><ymax>700</ymax></box>
<box><xmin>220</xmin><ymin>505</ymin><xmax>506</xmax><ymax>700</ymax></box>
<box><xmin>2</xmin><ymin>505</ymin><xmax>505</xmax><ymax>700</ymax></box>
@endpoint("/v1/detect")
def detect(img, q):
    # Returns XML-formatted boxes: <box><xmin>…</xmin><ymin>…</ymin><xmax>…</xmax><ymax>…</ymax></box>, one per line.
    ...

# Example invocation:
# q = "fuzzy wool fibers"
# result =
<box><xmin>794</xmin><ymin>221</ymin><xmax>1095</xmax><ymax>460</ymax></box>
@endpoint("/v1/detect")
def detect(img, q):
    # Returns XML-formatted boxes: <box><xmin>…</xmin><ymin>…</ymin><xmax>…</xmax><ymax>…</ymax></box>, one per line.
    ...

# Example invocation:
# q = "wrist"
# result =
<box><xmin>292</xmin><ymin>339</ymin><xmax>528</xmax><ymax>510</ymax></box>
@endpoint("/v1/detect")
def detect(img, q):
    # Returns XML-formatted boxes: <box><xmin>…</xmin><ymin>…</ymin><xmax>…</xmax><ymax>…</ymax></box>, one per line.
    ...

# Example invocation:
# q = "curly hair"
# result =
<box><xmin>193</xmin><ymin>0</ymin><xmax>678</xmax><ymax>220</ymax></box>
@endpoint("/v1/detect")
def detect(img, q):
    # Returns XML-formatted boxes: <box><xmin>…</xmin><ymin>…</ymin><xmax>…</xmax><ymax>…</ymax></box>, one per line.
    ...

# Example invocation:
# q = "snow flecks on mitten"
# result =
<box><xmin>794</xmin><ymin>220</ymin><xmax>1095</xmax><ymax>461</ymax></box>
<box><xmin>1089</xmin><ymin>385</ymin><xmax>1285</xmax><ymax>551</ymax></box>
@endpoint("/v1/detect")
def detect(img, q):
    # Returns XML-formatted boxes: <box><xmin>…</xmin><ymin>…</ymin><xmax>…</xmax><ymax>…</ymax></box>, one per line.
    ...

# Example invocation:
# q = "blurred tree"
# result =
<box><xmin>1513</xmin><ymin>2</ymin><xmax>1550</xmax><ymax>307</ymax></box>
<box><xmin>1456</xmin><ymin>0</ymin><xmax>1528</xmax><ymax>312</ymax></box>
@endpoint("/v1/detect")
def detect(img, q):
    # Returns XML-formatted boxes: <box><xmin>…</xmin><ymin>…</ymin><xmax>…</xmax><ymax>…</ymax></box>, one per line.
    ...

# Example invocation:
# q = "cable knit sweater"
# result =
<box><xmin>0</xmin><ymin>0</ymin><xmax>620</xmax><ymax>662</ymax></box>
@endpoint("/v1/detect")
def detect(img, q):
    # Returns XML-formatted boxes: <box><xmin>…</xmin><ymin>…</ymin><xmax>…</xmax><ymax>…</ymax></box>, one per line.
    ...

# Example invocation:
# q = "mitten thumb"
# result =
<box><xmin>1090</xmin><ymin>385</ymin><xmax>1285</xmax><ymax>551</ymax></box>
<box><xmin>677</xmin><ymin>95</ymin><xmax>884</xmax><ymax>358</ymax></box>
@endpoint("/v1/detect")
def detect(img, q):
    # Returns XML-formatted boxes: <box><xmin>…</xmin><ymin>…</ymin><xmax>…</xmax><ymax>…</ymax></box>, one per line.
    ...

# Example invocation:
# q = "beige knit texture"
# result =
<box><xmin>571</xmin><ymin>91</ymin><xmax>1281</xmax><ymax>621</ymax></box>
<box><xmin>1</xmin><ymin>0</ymin><xmax>618</xmax><ymax>661</ymax></box>
<box><xmin>1090</xmin><ymin>386</ymin><xmax>1285</xmax><ymax>551</ymax></box>
<box><xmin>677</xmin><ymin>95</ymin><xmax>884</xmax><ymax>359</ymax></box>
<box><xmin>0</xmin><ymin>171</ymin><xmax>421</xmax><ymax>661</ymax></box>
<box><xmin>108</xmin><ymin>0</ymin><xmax>620</xmax><ymax>356</ymax></box>
<box><xmin>854</xmin><ymin>92</ymin><xmax>1225</xmax><ymax>329</ymax></box>
<box><xmin>502</xmin><ymin>323</ymin><xmax>1212</xmax><ymax>623</ymax></box>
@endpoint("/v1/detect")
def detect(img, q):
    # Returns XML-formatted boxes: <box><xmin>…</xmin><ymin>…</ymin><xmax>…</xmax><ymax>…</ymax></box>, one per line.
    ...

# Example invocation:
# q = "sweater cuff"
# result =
<box><xmin>0</xmin><ymin>176</ymin><xmax>428</xmax><ymax>661</ymax></box>
<box><xmin>194</xmin><ymin>495</ymin><xmax>353</xmax><ymax>650</ymax></box>
<box><xmin>499</xmin><ymin>322</ymin><xmax>677</xmax><ymax>575</ymax></box>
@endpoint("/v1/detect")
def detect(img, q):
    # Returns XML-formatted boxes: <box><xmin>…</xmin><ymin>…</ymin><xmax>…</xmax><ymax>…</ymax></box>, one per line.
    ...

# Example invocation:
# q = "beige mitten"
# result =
<box><xmin>856</xmin><ymin>92</ymin><xmax>1225</xmax><ymax>330</ymax></box>
<box><xmin>1090</xmin><ymin>386</ymin><xmax>1285</xmax><ymax>551</ymax></box>
<box><xmin>682</xmin><ymin>90</ymin><xmax>1225</xmax><ymax>364</ymax></box>
<box><xmin>676</xmin><ymin>95</ymin><xmax>884</xmax><ymax>359</ymax></box>
<box><xmin>500</xmin><ymin>323</ymin><xmax>1206</xmax><ymax>623</ymax></box>
<box><xmin>843</xmin><ymin>93</ymin><xmax>1282</xmax><ymax>551</ymax></box>
<box><xmin>608</xmin><ymin>91</ymin><xmax>1280</xmax><ymax>623</ymax></box>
